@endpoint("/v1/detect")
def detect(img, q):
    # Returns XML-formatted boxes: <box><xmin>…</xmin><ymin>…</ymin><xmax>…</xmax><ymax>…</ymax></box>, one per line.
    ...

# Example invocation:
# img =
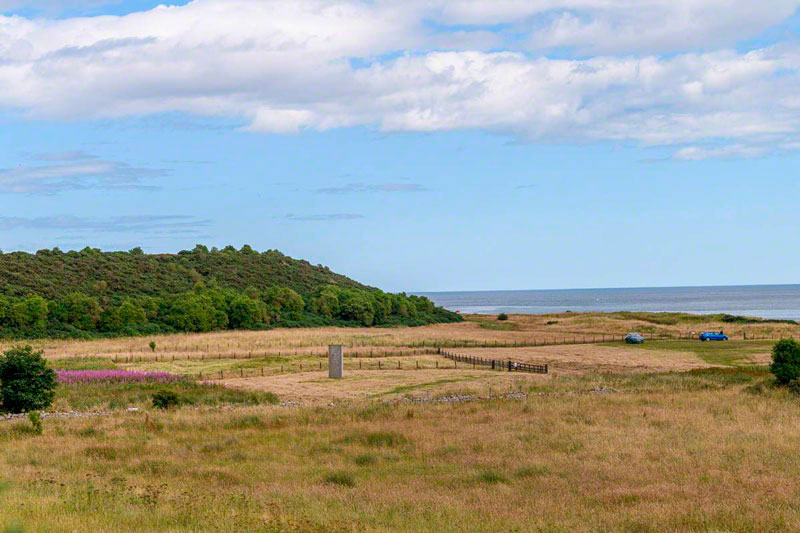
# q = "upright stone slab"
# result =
<box><xmin>328</xmin><ymin>345</ymin><xmax>343</xmax><ymax>379</ymax></box>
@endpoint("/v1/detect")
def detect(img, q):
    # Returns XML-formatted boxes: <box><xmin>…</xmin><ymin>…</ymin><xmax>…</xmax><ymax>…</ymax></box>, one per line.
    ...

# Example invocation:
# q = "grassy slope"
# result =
<box><xmin>2</xmin><ymin>368</ymin><xmax>800</xmax><ymax>531</ymax></box>
<box><xmin>0</xmin><ymin>248</ymin><xmax>368</xmax><ymax>300</ymax></box>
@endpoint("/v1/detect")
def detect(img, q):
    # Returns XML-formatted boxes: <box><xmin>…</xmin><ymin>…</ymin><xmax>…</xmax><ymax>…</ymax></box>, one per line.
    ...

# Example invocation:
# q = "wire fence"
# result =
<box><xmin>163</xmin><ymin>357</ymin><xmax>494</xmax><ymax>382</ymax></box>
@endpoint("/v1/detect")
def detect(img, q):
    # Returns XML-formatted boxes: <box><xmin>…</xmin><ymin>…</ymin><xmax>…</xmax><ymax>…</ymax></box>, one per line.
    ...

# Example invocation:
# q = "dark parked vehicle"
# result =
<box><xmin>625</xmin><ymin>333</ymin><xmax>645</xmax><ymax>344</ymax></box>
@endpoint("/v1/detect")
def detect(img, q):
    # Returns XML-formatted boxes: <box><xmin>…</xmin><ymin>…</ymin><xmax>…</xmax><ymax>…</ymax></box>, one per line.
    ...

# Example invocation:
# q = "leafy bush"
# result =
<box><xmin>28</xmin><ymin>411</ymin><xmax>42</xmax><ymax>434</ymax></box>
<box><xmin>497</xmin><ymin>313</ymin><xmax>509</xmax><ymax>321</ymax></box>
<box><xmin>152</xmin><ymin>389</ymin><xmax>181</xmax><ymax>410</ymax></box>
<box><xmin>0</xmin><ymin>346</ymin><xmax>57</xmax><ymax>413</ymax></box>
<box><xmin>770</xmin><ymin>339</ymin><xmax>800</xmax><ymax>385</ymax></box>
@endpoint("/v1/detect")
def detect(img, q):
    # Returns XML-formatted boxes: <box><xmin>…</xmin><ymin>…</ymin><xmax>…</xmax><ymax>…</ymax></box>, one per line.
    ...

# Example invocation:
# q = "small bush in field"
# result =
<box><xmin>497</xmin><ymin>313</ymin><xmax>509</xmax><ymax>321</ymax></box>
<box><xmin>0</xmin><ymin>346</ymin><xmax>57</xmax><ymax>413</ymax></box>
<box><xmin>152</xmin><ymin>389</ymin><xmax>181</xmax><ymax>410</ymax></box>
<box><xmin>28</xmin><ymin>411</ymin><xmax>43</xmax><ymax>434</ymax></box>
<box><xmin>770</xmin><ymin>339</ymin><xmax>800</xmax><ymax>385</ymax></box>
<box><xmin>149</xmin><ymin>341</ymin><xmax>157</xmax><ymax>352</ymax></box>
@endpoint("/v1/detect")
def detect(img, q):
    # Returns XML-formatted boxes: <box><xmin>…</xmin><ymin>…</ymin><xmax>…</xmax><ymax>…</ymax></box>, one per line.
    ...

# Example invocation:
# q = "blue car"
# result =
<box><xmin>699</xmin><ymin>331</ymin><xmax>729</xmax><ymax>341</ymax></box>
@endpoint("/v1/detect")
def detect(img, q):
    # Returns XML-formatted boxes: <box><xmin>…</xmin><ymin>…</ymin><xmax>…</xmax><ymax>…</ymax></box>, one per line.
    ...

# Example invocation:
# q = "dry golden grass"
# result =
<box><xmin>455</xmin><ymin>344</ymin><xmax>712</xmax><ymax>374</ymax></box>
<box><xmin>1</xmin><ymin>369</ymin><xmax>799</xmax><ymax>532</ymax></box>
<box><xmin>0</xmin><ymin>313</ymin><xmax>796</xmax><ymax>530</ymax></box>
<box><xmin>6</xmin><ymin>311</ymin><xmax>797</xmax><ymax>363</ymax></box>
<box><xmin>223</xmin><ymin>368</ymin><xmax>540</xmax><ymax>405</ymax></box>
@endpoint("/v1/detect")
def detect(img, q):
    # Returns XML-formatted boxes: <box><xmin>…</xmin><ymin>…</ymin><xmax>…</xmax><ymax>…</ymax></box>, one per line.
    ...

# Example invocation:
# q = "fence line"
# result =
<box><xmin>169</xmin><ymin>357</ymin><xmax>487</xmax><ymax>382</ymax></box>
<box><xmin>95</xmin><ymin>331</ymin><xmax>791</xmax><ymax>357</ymax></box>
<box><xmin>438</xmin><ymin>349</ymin><xmax>548</xmax><ymax>375</ymax></box>
<box><xmin>112</xmin><ymin>348</ymin><xmax>439</xmax><ymax>364</ymax></box>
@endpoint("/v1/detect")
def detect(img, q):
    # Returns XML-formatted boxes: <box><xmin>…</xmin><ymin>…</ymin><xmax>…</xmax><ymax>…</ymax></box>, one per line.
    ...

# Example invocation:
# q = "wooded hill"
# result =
<box><xmin>0</xmin><ymin>245</ymin><xmax>367</xmax><ymax>300</ymax></box>
<box><xmin>0</xmin><ymin>245</ymin><xmax>461</xmax><ymax>339</ymax></box>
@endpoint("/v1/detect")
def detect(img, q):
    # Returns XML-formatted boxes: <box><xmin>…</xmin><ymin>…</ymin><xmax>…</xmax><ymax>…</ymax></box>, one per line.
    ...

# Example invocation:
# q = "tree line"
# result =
<box><xmin>0</xmin><ymin>283</ymin><xmax>460</xmax><ymax>339</ymax></box>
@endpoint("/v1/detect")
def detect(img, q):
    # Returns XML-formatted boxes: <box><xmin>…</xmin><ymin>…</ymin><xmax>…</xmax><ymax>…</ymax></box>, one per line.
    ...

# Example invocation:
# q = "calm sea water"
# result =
<box><xmin>416</xmin><ymin>285</ymin><xmax>800</xmax><ymax>320</ymax></box>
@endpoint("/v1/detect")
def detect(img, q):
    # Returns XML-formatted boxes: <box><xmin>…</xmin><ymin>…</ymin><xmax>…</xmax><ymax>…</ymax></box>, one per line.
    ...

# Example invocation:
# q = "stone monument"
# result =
<box><xmin>328</xmin><ymin>345</ymin><xmax>343</xmax><ymax>379</ymax></box>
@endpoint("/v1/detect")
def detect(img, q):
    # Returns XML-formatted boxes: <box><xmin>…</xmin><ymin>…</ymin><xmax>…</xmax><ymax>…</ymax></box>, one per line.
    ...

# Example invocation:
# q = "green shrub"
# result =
<box><xmin>497</xmin><ymin>313</ymin><xmax>509</xmax><ymax>321</ymax></box>
<box><xmin>0</xmin><ymin>346</ymin><xmax>57</xmax><ymax>413</ymax></box>
<box><xmin>152</xmin><ymin>389</ymin><xmax>181</xmax><ymax>410</ymax></box>
<box><xmin>149</xmin><ymin>341</ymin><xmax>156</xmax><ymax>352</ymax></box>
<box><xmin>770</xmin><ymin>339</ymin><xmax>800</xmax><ymax>385</ymax></box>
<box><xmin>27</xmin><ymin>411</ymin><xmax>43</xmax><ymax>434</ymax></box>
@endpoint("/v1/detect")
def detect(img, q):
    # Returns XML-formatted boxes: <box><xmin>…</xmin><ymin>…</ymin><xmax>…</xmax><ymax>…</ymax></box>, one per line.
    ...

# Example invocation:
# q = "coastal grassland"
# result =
<box><xmin>2</xmin><ymin>367</ymin><xmax>800</xmax><ymax>531</ymax></box>
<box><xmin>622</xmin><ymin>339</ymin><xmax>775</xmax><ymax>366</ymax></box>
<box><xmin>5</xmin><ymin>311</ymin><xmax>799</xmax><ymax>364</ymax></box>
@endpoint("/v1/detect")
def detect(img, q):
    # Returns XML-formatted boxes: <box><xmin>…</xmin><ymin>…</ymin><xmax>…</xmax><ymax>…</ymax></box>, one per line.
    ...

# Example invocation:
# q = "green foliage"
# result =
<box><xmin>27</xmin><ymin>411</ymin><xmax>42</xmax><ymax>435</ymax></box>
<box><xmin>770</xmin><ymin>339</ymin><xmax>800</xmax><ymax>385</ymax></box>
<box><xmin>497</xmin><ymin>313</ymin><xmax>509</xmax><ymax>321</ymax></box>
<box><xmin>0</xmin><ymin>346</ymin><xmax>57</xmax><ymax>413</ymax></box>
<box><xmin>0</xmin><ymin>245</ymin><xmax>365</xmax><ymax>301</ymax></box>
<box><xmin>152</xmin><ymin>389</ymin><xmax>181</xmax><ymax>410</ymax></box>
<box><xmin>0</xmin><ymin>246</ymin><xmax>461</xmax><ymax>339</ymax></box>
<box><xmin>149</xmin><ymin>341</ymin><xmax>156</xmax><ymax>352</ymax></box>
<box><xmin>53</xmin><ymin>292</ymin><xmax>102</xmax><ymax>330</ymax></box>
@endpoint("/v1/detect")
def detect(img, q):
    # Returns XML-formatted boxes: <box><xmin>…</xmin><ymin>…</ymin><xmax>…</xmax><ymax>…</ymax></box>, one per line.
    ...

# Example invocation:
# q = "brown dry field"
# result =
<box><xmin>6</xmin><ymin>311</ymin><xmax>797</xmax><ymax>361</ymax></box>
<box><xmin>224</xmin><ymin>368</ymin><xmax>541</xmax><ymax>405</ymax></box>
<box><xmin>3</xmin><ymin>313</ymin><xmax>800</xmax><ymax>531</ymax></box>
<box><xmin>455</xmin><ymin>344</ymin><xmax>715</xmax><ymax>374</ymax></box>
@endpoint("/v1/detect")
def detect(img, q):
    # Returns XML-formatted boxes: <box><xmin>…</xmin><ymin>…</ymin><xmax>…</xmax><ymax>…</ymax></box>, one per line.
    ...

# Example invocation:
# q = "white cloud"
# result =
<box><xmin>673</xmin><ymin>144</ymin><xmax>772</xmax><ymax>160</ymax></box>
<box><xmin>0</xmin><ymin>0</ymin><xmax>799</xmax><ymax>155</ymax></box>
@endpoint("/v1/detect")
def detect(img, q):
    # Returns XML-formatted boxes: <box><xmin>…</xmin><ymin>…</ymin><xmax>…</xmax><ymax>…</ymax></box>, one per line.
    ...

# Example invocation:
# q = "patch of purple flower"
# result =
<box><xmin>56</xmin><ymin>370</ymin><xmax>185</xmax><ymax>385</ymax></box>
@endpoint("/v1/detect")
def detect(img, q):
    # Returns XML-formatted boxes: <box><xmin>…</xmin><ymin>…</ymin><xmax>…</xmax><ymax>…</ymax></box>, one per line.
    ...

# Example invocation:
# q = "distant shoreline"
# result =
<box><xmin>415</xmin><ymin>285</ymin><xmax>800</xmax><ymax>320</ymax></box>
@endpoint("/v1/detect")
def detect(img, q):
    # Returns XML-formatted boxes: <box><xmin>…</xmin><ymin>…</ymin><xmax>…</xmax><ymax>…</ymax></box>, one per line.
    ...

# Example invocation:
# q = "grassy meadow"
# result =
<box><xmin>1</xmin><ymin>311</ymin><xmax>800</xmax><ymax>531</ymax></box>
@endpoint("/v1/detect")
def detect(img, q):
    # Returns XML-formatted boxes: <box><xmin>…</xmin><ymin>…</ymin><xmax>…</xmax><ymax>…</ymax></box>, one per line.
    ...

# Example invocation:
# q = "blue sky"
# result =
<box><xmin>2</xmin><ymin>1</ymin><xmax>800</xmax><ymax>292</ymax></box>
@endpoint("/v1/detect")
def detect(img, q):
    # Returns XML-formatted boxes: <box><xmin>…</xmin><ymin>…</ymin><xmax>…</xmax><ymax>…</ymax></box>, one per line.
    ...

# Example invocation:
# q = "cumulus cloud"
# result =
<box><xmin>0</xmin><ymin>0</ymin><xmax>799</xmax><ymax>155</ymax></box>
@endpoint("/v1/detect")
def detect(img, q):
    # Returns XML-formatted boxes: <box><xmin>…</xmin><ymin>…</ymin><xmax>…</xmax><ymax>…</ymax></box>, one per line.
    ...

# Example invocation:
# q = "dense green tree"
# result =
<box><xmin>8</xmin><ymin>296</ymin><xmax>49</xmax><ymax>331</ymax></box>
<box><xmin>265</xmin><ymin>287</ymin><xmax>305</xmax><ymax>320</ymax></box>
<box><xmin>0</xmin><ymin>345</ymin><xmax>57</xmax><ymax>413</ymax></box>
<box><xmin>310</xmin><ymin>286</ymin><xmax>340</xmax><ymax>318</ymax></box>
<box><xmin>54</xmin><ymin>292</ymin><xmax>102</xmax><ymax>331</ymax></box>
<box><xmin>339</xmin><ymin>290</ymin><xmax>375</xmax><ymax>326</ymax></box>
<box><xmin>161</xmin><ymin>293</ymin><xmax>228</xmax><ymax>332</ymax></box>
<box><xmin>228</xmin><ymin>294</ymin><xmax>267</xmax><ymax>329</ymax></box>
<box><xmin>118</xmin><ymin>300</ymin><xmax>147</xmax><ymax>326</ymax></box>
<box><xmin>771</xmin><ymin>339</ymin><xmax>800</xmax><ymax>385</ymax></box>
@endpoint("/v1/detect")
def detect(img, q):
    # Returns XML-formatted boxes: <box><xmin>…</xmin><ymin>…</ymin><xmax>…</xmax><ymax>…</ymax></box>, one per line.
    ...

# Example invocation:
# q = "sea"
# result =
<box><xmin>416</xmin><ymin>285</ymin><xmax>800</xmax><ymax>320</ymax></box>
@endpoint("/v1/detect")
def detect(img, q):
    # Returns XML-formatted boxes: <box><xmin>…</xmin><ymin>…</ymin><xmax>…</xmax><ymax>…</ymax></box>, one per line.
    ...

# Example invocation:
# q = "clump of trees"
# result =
<box><xmin>0</xmin><ymin>283</ymin><xmax>460</xmax><ymax>339</ymax></box>
<box><xmin>0</xmin><ymin>244</ymin><xmax>461</xmax><ymax>339</ymax></box>
<box><xmin>0</xmin><ymin>346</ymin><xmax>57</xmax><ymax>413</ymax></box>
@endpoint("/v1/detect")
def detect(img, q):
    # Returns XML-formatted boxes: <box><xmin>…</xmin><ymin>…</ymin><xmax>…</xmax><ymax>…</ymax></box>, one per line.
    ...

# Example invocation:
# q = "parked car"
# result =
<box><xmin>699</xmin><ymin>331</ymin><xmax>729</xmax><ymax>341</ymax></box>
<box><xmin>625</xmin><ymin>333</ymin><xmax>645</xmax><ymax>344</ymax></box>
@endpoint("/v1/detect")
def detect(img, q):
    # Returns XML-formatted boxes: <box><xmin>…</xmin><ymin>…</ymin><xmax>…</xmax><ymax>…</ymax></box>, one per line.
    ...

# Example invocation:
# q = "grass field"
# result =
<box><xmin>1</xmin><ymin>312</ymin><xmax>799</xmax><ymax>531</ymax></box>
